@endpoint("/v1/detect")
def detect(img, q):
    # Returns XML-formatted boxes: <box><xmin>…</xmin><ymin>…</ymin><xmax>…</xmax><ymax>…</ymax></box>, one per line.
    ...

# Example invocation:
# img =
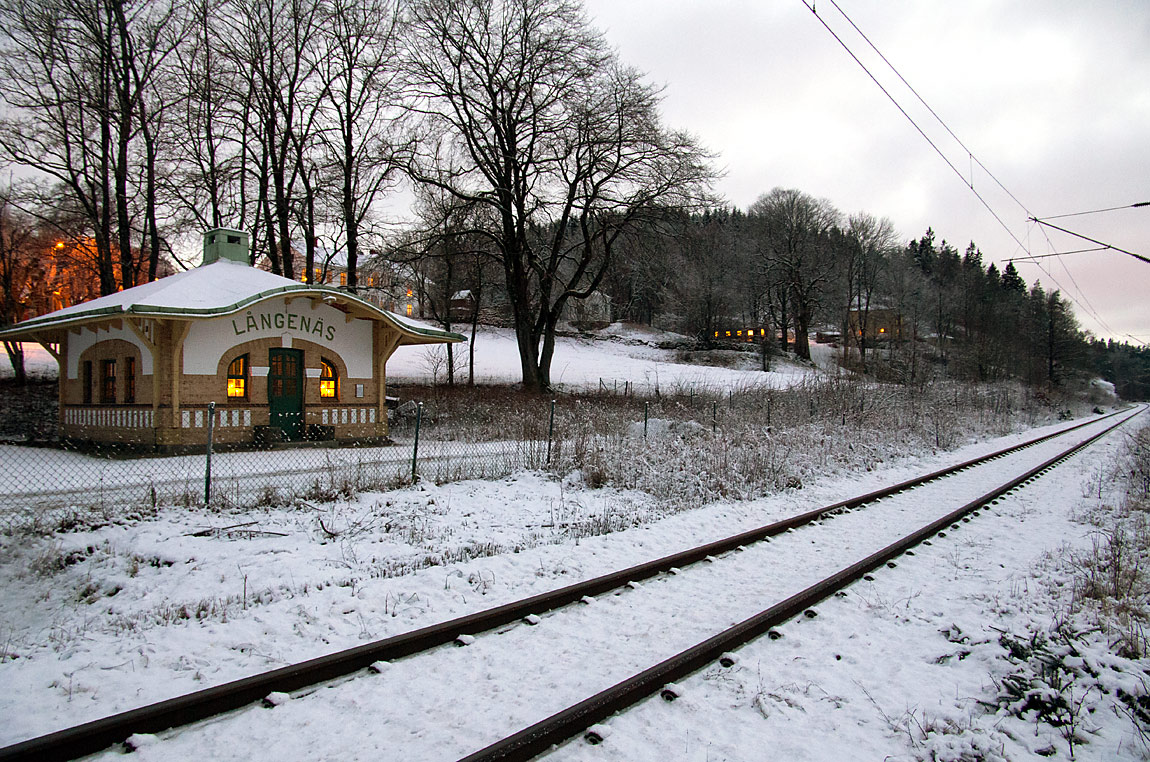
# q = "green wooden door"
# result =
<box><xmin>268</xmin><ymin>348</ymin><xmax>303</xmax><ymax>439</ymax></box>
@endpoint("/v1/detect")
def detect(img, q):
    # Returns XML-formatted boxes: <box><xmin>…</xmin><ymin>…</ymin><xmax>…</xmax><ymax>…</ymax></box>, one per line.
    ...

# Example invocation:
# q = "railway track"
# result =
<box><xmin>1</xmin><ymin>406</ymin><xmax>1143</xmax><ymax>762</ymax></box>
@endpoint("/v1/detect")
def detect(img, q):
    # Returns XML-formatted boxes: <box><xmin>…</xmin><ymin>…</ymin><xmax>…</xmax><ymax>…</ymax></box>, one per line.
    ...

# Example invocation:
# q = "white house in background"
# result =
<box><xmin>0</xmin><ymin>229</ymin><xmax>462</xmax><ymax>452</ymax></box>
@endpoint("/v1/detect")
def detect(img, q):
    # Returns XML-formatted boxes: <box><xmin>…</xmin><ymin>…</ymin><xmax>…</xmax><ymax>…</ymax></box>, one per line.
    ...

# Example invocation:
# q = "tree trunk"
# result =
<box><xmin>3</xmin><ymin>341</ymin><xmax>25</xmax><ymax>385</ymax></box>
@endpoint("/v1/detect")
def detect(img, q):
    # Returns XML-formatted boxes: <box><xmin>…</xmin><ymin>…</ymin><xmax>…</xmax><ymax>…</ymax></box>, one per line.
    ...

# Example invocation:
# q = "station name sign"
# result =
<box><xmin>231</xmin><ymin>307</ymin><xmax>337</xmax><ymax>342</ymax></box>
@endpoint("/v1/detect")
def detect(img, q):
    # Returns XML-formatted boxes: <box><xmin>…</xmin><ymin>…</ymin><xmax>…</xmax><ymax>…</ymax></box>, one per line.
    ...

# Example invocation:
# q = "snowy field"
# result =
<box><xmin>387</xmin><ymin>324</ymin><xmax>834</xmax><ymax>392</ymax></box>
<box><xmin>1</xmin><ymin>328</ymin><xmax>1148</xmax><ymax>760</ymax></box>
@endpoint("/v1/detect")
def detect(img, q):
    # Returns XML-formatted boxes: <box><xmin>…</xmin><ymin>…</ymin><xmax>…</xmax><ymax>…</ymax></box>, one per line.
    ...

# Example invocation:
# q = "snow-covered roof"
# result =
<box><xmin>0</xmin><ymin>258</ymin><xmax>463</xmax><ymax>345</ymax></box>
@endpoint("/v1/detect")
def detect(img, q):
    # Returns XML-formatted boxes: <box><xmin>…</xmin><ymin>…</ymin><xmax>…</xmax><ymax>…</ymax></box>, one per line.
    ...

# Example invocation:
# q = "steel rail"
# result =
<box><xmin>458</xmin><ymin>406</ymin><xmax>1145</xmax><ymax>762</ymax></box>
<box><xmin>0</xmin><ymin>407</ymin><xmax>1136</xmax><ymax>762</ymax></box>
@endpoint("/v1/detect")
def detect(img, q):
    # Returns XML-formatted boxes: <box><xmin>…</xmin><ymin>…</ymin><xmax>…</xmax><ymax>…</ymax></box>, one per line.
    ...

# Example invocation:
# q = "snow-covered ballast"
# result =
<box><xmin>0</xmin><ymin>229</ymin><xmax>463</xmax><ymax>452</ymax></box>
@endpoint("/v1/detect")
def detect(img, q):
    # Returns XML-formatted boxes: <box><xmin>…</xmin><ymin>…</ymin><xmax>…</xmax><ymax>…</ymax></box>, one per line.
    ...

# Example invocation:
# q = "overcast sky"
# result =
<box><xmin>582</xmin><ymin>0</ymin><xmax>1149</xmax><ymax>344</ymax></box>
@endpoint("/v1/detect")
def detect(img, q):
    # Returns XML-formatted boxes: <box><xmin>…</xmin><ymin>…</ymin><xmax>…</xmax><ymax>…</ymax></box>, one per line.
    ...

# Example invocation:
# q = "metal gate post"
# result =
<box><xmin>205</xmin><ymin>401</ymin><xmax>216</xmax><ymax>506</ymax></box>
<box><xmin>411</xmin><ymin>402</ymin><xmax>423</xmax><ymax>482</ymax></box>
<box><xmin>546</xmin><ymin>399</ymin><xmax>556</xmax><ymax>466</ymax></box>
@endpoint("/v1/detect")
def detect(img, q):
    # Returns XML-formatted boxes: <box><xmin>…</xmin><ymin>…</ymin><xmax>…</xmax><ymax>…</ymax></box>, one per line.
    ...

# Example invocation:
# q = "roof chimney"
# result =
<box><xmin>202</xmin><ymin>228</ymin><xmax>250</xmax><ymax>265</ymax></box>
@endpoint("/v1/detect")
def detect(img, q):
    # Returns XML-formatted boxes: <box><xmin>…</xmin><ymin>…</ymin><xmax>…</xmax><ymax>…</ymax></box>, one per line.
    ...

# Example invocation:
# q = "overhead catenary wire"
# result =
<box><xmin>1029</xmin><ymin>216</ymin><xmax>1150</xmax><ymax>265</ymax></box>
<box><xmin>1010</xmin><ymin>246</ymin><xmax>1110</xmax><ymax>262</ymax></box>
<box><xmin>799</xmin><ymin>0</ymin><xmax>1029</xmax><ymax>255</ymax></box>
<box><xmin>822</xmin><ymin>0</ymin><xmax>1034</xmax><ymax>220</ymax></box>
<box><xmin>1039</xmin><ymin>201</ymin><xmax>1150</xmax><ymax>220</ymax></box>
<box><xmin>803</xmin><ymin>0</ymin><xmax>1140</xmax><ymax>344</ymax></box>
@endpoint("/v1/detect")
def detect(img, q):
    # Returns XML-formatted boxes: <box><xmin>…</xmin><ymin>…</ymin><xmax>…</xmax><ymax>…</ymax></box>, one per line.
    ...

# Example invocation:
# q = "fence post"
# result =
<box><xmin>204</xmin><ymin>401</ymin><xmax>216</xmax><ymax>506</ymax></box>
<box><xmin>546</xmin><ymin>399</ymin><xmax>556</xmax><ymax>466</ymax></box>
<box><xmin>712</xmin><ymin>401</ymin><xmax>717</xmax><ymax>433</ymax></box>
<box><xmin>411</xmin><ymin>402</ymin><xmax>423</xmax><ymax>483</ymax></box>
<box><xmin>644</xmin><ymin>401</ymin><xmax>649</xmax><ymax>439</ymax></box>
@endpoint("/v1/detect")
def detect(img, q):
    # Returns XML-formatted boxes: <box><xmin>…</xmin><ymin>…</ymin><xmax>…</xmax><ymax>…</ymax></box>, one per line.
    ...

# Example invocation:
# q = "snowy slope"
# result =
<box><xmin>387</xmin><ymin>325</ymin><xmax>820</xmax><ymax>392</ymax></box>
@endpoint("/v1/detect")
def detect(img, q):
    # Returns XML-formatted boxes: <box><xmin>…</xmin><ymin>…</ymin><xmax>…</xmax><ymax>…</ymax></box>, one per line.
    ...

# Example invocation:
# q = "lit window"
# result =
<box><xmin>879</xmin><ymin>327</ymin><xmax>886</xmax><ymax>334</ymax></box>
<box><xmin>124</xmin><ymin>356</ymin><xmax>136</xmax><ymax>403</ymax></box>
<box><xmin>725</xmin><ymin>331</ymin><xmax>731</xmax><ymax>337</ymax></box>
<box><xmin>737</xmin><ymin>331</ymin><xmax>742</xmax><ymax>337</ymax></box>
<box><xmin>101</xmin><ymin>359</ymin><xmax>117</xmax><ymax>403</ymax></box>
<box><xmin>406</xmin><ymin>304</ymin><xmax>413</xmax><ymax>316</ymax></box>
<box><xmin>227</xmin><ymin>354</ymin><xmax>248</xmax><ymax>398</ymax></box>
<box><xmin>340</xmin><ymin>272</ymin><xmax>347</xmax><ymax>286</ymax></box>
<box><xmin>320</xmin><ymin>359</ymin><xmax>338</xmax><ymax>399</ymax></box>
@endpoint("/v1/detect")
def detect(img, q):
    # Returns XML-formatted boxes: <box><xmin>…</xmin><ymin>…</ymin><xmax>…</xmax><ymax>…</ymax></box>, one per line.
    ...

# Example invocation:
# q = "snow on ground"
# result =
<box><xmin>3</xmin><ymin>329</ymin><xmax>1147</xmax><ymax>760</ymax></box>
<box><xmin>0</xmin><ymin>410</ymin><xmax>1146</xmax><ymax>762</ymax></box>
<box><xmin>0</xmin><ymin>343</ymin><xmax>57</xmax><ymax>381</ymax></box>
<box><xmin>381</xmin><ymin>325</ymin><xmax>820</xmax><ymax>392</ymax></box>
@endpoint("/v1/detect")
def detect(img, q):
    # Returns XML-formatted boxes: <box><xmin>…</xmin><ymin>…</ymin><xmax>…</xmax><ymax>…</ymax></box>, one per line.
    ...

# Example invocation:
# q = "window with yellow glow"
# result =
<box><xmin>320</xmin><ymin>359</ymin><xmax>338</xmax><ymax>399</ymax></box>
<box><xmin>227</xmin><ymin>355</ymin><xmax>248</xmax><ymax>398</ymax></box>
<box><xmin>406</xmin><ymin>303</ymin><xmax>413</xmax><ymax>316</ymax></box>
<box><xmin>339</xmin><ymin>272</ymin><xmax>347</xmax><ymax>286</ymax></box>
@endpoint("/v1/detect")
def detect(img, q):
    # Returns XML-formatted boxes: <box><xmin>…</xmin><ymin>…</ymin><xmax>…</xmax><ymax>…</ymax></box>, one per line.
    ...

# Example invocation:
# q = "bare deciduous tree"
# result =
<box><xmin>750</xmin><ymin>188</ymin><xmax>841</xmax><ymax>361</ymax></box>
<box><xmin>402</xmin><ymin>0</ymin><xmax>714</xmax><ymax>390</ymax></box>
<box><xmin>843</xmin><ymin>212</ymin><xmax>896</xmax><ymax>372</ymax></box>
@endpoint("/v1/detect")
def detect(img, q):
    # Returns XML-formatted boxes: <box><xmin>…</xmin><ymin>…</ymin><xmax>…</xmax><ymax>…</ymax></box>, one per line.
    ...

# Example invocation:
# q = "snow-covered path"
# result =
<box><xmin>63</xmin><ymin>410</ymin><xmax>1142</xmax><ymax>762</ymax></box>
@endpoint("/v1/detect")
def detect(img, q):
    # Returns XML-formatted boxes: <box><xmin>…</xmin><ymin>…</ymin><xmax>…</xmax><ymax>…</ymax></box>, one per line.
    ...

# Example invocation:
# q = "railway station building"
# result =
<box><xmin>0</xmin><ymin>229</ymin><xmax>463</xmax><ymax>452</ymax></box>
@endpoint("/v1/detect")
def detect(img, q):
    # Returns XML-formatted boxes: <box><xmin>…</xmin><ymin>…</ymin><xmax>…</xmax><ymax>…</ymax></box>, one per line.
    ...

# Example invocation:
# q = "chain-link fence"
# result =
<box><xmin>0</xmin><ymin>419</ymin><xmax>551</xmax><ymax>535</ymax></box>
<box><xmin>1</xmin><ymin>376</ymin><xmax>1067</xmax><ymax>535</ymax></box>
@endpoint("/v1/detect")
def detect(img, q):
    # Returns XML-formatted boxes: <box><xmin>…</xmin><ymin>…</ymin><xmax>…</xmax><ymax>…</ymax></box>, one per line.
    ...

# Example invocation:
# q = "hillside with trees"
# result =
<box><xmin>0</xmin><ymin>0</ymin><xmax>1143</xmax><ymax>397</ymax></box>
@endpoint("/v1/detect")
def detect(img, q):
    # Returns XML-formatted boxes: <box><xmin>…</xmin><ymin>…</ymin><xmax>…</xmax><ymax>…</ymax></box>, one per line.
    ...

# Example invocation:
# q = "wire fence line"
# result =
<box><xmin>0</xmin><ymin>377</ymin><xmax>1058</xmax><ymax>535</ymax></box>
<box><xmin>0</xmin><ymin>386</ymin><xmax>743</xmax><ymax>534</ymax></box>
<box><xmin>0</xmin><ymin>438</ymin><xmax>547</xmax><ymax>536</ymax></box>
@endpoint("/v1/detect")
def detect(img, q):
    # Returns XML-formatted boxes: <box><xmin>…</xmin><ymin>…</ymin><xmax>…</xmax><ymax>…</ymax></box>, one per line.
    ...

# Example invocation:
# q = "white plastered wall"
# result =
<box><xmin>182</xmin><ymin>297</ymin><xmax>374</xmax><ymax>379</ymax></box>
<box><xmin>66</xmin><ymin>324</ymin><xmax>154</xmax><ymax>380</ymax></box>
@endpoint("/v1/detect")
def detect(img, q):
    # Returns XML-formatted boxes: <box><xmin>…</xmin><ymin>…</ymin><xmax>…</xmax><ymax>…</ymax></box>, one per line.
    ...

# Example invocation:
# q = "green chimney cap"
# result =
<box><xmin>202</xmin><ymin>228</ymin><xmax>250</xmax><ymax>265</ymax></box>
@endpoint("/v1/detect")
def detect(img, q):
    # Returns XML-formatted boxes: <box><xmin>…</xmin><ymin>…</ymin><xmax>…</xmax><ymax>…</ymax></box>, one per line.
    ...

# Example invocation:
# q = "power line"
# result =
<box><xmin>1039</xmin><ymin>201</ymin><xmax>1150</xmax><ymax>220</ymax></box>
<box><xmin>1010</xmin><ymin>246</ymin><xmax>1109</xmax><ymax>262</ymax></box>
<box><xmin>822</xmin><ymin>0</ymin><xmax>1033</xmax><ymax>221</ymax></box>
<box><xmin>1028</xmin><ymin>217</ymin><xmax>1150</xmax><ymax>264</ymax></box>
<box><xmin>803</xmin><ymin>0</ymin><xmax>1140</xmax><ymax>342</ymax></box>
<box><xmin>799</xmin><ymin>0</ymin><xmax>1028</xmax><ymax>254</ymax></box>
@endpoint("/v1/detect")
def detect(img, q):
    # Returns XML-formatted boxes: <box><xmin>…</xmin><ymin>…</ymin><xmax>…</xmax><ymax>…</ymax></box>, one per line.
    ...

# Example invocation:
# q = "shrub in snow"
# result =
<box><xmin>624</xmin><ymin>417</ymin><xmax>707</xmax><ymax>440</ymax></box>
<box><xmin>993</xmin><ymin>625</ymin><xmax>1106</xmax><ymax>758</ymax></box>
<box><xmin>1087</xmin><ymin>378</ymin><xmax>1118</xmax><ymax>406</ymax></box>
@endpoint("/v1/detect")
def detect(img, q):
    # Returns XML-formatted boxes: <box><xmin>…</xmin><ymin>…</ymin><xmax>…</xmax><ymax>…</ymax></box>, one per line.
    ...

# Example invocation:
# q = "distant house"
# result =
<box><xmin>712</xmin><ymin>326</ymin><xmax>773</xmax><ymax>344</ymax></box>
<box><xmin>449</xmin><ymin>290</ymin><xmax>476</xmax><ymax>322</ymax></box>
<box><xmin>848</xmin><ymin>306</ymin><xmax>902</xmax><ymax>342</ymax></box>
<box><xmin>275</xmin><ymin>243</ymin><xmax>428</xmax><ymax>320</ymax></box>
<box><xmin>0</xmin><ymin>229</ymin><xmax>462</xmax><ymax>451</ymax></box>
